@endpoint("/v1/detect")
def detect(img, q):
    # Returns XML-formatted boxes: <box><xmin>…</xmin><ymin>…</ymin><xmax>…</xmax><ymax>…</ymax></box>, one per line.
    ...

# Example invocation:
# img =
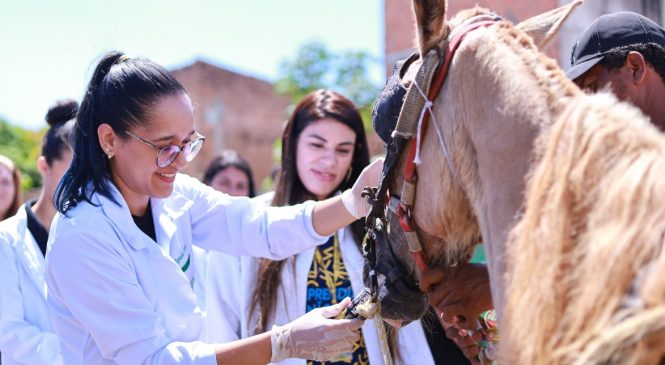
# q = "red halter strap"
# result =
<box><xmin>404</xmin><ymin>20</ymin><xmax>498</xmax><ymax>183</ymax></box>
<box><xmin>399</xmin><ymin>20</ymin><xmax>498</xmax><ymax>271</ymax></box>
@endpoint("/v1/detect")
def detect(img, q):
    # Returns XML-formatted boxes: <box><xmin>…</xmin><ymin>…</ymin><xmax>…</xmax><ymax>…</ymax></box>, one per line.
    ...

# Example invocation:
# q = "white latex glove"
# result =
<box><xmin>270</xmin><ymin>297</ymin><xmax>363</xmax><ymax>362</ymax></box>
<box><xmin>341</xmin><ymin>158</ymin><xmax>384</xmax><ymax>218</ymax></box>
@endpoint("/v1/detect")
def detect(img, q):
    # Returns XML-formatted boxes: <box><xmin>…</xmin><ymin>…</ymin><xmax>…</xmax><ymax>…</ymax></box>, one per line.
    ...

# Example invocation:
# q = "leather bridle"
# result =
<box><xmin>363</xmin><ymin>17</ymin><xmax>500</xmax><ymax>302</ymax></box>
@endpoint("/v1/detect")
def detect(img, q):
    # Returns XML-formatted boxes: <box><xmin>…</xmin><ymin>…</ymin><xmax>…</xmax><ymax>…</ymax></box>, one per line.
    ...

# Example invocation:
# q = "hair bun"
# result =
<box><xmin>45</xmin><ymin>99</ymin><xmax>79</xmax><ymax>126</ymax></box>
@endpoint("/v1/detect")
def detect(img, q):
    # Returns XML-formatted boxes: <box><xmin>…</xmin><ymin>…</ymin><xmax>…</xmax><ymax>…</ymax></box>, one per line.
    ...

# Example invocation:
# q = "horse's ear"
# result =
<box><xmin>516</xmin><ymin>0</ymin><xmax>583</xmax><ymax>50</ymax></box>
<box><xmin>412</xmin><ymin>0</ymin><xmax>449</xmax><ymax>54</ymax></box>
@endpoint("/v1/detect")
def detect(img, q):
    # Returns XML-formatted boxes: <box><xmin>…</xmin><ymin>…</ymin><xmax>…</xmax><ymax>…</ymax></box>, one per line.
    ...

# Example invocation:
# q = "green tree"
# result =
<box><xmin>274</xmin><ymin>41</ymin><xmax>382</xmax><ymax>129</ymax></box>
<box><xmin>0</xmin><ymin>118</ymin><xmax>44</xmax><ymax>191</ymax></box>
<box><xmin>269</xmin><ymin>42</ymin><xmax>384</xmax><ymax>189</ymax></box>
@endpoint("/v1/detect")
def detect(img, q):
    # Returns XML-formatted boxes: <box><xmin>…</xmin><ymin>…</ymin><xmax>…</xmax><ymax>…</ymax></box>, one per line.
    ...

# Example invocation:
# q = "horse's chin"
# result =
<box><xmin>377</xmin><ymin>282</ymin><xmax>429</xmax><ymax>324</ymax></box>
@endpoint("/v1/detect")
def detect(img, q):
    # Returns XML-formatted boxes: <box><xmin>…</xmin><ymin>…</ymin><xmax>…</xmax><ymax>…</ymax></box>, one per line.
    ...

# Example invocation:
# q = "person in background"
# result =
<box><xmin>195</xmin><ymin>149</ymin><xmax>257</xmax><ymax>312</ymax></box>
<box><xmin>0</xmin><ymin>154</ymin><xmax>21</xmax><ymax>221</ymax></box>
<box><xmin>0</xmin><ymin>153</ymin><xmax>21</xmax><ymax>365</ymax></box>
<box><xmin>0</xmin><ymin>98</ymin><xmax>77</xmax><ymax>365</ymax></box>
<box><xmin>202</xmin><ymin>149</ymin><xmax>256</xmax><ymax>198</ymax></box>
<box><xmin>45</xmin><ymin>52</ymin><xmax>382</xmax><ymax>365</ymax></box>
<box><xmin>206</xmin><ymin>89</ymin><xmax>443</xmax><ymax>365</ymax></box>
<box><xmin>567</xmin><ymin>11</ymin><xmax>665</xmax><ymax>130</ymax></box>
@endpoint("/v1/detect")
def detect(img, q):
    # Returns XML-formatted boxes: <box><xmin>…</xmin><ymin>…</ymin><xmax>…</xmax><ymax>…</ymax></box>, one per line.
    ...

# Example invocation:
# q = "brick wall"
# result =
<box><xmin>171</xmin><ymin>61</ymin><xmax>290</xmax><ymax>189</ymax></box>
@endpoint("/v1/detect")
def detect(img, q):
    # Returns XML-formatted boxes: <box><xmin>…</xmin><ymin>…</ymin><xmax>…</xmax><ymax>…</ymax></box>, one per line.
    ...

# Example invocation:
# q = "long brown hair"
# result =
<box><xmin>249</xmin><ymin>89</ymin><xmax>369</xmax><ymax>333</ymax></box>
<box><xmin>0</xmin><ymin>154</ymin><xmax>21</xmax><ymax>220</ymax></box>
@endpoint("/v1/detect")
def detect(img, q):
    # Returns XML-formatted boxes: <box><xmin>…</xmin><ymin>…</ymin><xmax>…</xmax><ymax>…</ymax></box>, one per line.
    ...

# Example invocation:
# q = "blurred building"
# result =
<box><xmin>384</xmin><ymin>0</ymin><xmax>664</xmax><ymax>74</ymax></box>
<box><xmin>171</xmin><ymin>60</ymin><xmax>290</xmax><ymax>187</ymax></box>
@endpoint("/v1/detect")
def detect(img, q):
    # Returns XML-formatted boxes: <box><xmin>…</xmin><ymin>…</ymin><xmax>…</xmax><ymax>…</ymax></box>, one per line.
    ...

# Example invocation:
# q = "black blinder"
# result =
<box><xmin>371</xmin><ymin>52</ymin><xmax>419</xmax><ymax>144</ymax></box>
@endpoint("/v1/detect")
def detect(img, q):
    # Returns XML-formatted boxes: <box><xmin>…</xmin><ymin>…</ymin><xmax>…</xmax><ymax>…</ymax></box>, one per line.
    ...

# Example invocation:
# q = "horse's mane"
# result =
<box><xmin>504</xmin><ymin>92</ymin><xmax>665</xmax><ymax>365</ymax></box>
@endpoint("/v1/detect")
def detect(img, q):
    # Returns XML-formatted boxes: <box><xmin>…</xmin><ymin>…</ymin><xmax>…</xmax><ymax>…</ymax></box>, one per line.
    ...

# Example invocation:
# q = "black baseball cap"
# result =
<box><xmin>566</xmin><ymin>12</ymin><xmax>665</xmax><ymax>81</ymax></box>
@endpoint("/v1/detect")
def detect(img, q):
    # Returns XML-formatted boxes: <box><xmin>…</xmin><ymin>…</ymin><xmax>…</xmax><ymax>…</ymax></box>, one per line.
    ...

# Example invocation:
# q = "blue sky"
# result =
<box><xmin>0</xmin><ymin>0</ymin><xmax>383</xmax><ymax>130</ymax></box>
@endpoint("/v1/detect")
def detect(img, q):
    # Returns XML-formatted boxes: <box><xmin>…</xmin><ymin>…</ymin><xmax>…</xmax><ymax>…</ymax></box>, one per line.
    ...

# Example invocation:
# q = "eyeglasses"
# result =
<box><xmin>125</xmin><ymin>130</ymin><xmax>206</xmax><ymax>168</ymax></box>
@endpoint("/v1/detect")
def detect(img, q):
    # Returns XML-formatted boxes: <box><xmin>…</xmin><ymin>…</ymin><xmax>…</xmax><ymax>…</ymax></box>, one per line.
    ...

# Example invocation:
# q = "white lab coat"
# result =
<box><xmin>45</xmin><ymin>173</ymin><xmax>327</xmax><ymax>365</ymax></box>
<box><xmin>191</xmin><ymin>245</ymin><xmax>209</xmax><ymax>311</ymax></box>
<box><xmin>205</xmin><ymin>226</ymin><xmax>437</xmax><ymax>365</ymax></box>
<box><xmin>0</xmin><ymin>207</ymin><xmax>62</xmax><ymax>365</ymax></box>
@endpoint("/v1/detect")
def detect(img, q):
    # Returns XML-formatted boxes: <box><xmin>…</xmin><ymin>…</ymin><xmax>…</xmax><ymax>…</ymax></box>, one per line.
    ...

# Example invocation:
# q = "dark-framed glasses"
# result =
<box><xmin>125</xmin><ymin>130</ymin><xmax>206</xmax><ymax>168</ymax></box>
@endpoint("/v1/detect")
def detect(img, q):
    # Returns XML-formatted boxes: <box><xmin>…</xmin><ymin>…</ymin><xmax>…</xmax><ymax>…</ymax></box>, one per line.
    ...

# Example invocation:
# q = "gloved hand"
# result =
<box><xmin>270</xmin><ymin>297</ymin><xmax>363</xmax><ymax>362</ymax></box>
<box><xmin>341</xmin><ymin>158</ymin><xmax>384</xmax><ymax>218</ymax></box>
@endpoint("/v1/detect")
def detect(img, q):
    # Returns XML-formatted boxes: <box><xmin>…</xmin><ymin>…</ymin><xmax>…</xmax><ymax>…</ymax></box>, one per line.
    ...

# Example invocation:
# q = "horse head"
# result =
<box><xmin>366</xmin><ymin>0</ymin><xmax>582</xmax><ymax>325</ymax></box>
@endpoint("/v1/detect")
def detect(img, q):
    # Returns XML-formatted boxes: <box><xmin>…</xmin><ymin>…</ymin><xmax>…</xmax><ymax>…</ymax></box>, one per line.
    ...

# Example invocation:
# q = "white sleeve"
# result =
<box><xmin>175</xmin><ymin>174</ymin><xmax>328</xmax><ymax>258</ymax></box>
<box><xmin>205</xmin><ymin>251</ymin><xmax>243</xmax><ymax>343</ymax></box>
<box><xmin>0</xmin><ymin>235</ymin><xmax>63</xmax><ymax>365</ymax></box>
<box><xmin>46</xmin><ymin>229</ymin><xmax>217</xmax><ymax>365</ymax></box>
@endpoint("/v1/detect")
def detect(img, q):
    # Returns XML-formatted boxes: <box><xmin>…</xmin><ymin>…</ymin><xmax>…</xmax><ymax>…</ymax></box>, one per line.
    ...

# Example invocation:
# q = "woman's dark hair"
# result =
<box><xmin>250</xmin><ymin>89</ymin><xmax>370</xmax><ymax>333</ymax></box>
<box><xmin>43</xmin><ymin>99</ymin><xmax>77</xmax><ymax>166</ymax></box>
<box><xmin>55</xmin><ymin>51</ymin><xmax>187</xmax><ymax>214</ymax></box>
<box><xmin>202</xmin><ymin>149</ymin><xmax>256</xmax><ymax>198</ymax></box>
<box><xmin>600</xmin><ymin>43</ymin><xmax>665</xmax><ymax>84</ymax></box>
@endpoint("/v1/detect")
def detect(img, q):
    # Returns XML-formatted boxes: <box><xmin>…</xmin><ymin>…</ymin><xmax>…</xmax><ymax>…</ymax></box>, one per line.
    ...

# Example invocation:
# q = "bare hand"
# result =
<box><xmin>442</xmin><ymin>319</ymin><xmax>481</xmax><ymax>365</ymax></box>
<box><xmin>419</xmin><ymin>264</ymin><xmax>493</xmax><ymax>330</ymax></box>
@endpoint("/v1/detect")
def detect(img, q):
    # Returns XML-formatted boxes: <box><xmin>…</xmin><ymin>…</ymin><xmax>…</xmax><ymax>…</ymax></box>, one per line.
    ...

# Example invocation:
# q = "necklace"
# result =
<box><xmin>332</xmin><ymin>233</ymin><xmax>341</xmax><ymax>303</ymax></box>
<box><xmin>310</xmin><ymin>233</ymin><xmax>342</xmax><ymax>304</ymax></box>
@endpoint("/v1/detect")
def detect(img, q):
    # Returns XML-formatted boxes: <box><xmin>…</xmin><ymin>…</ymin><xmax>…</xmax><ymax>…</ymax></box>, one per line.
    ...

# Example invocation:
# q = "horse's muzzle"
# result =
<box><xmin>364</xmin><ymin>229</ymin><xmax>429</xmax><ymax>324</ymax></box>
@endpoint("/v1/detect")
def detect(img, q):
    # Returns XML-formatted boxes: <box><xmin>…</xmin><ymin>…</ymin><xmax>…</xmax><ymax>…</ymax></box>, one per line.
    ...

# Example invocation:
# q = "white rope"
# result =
<box><xmin>375</xmin><ymin>318</ymin><xmax>393</xmax><ymax>365</ymax></box>
<box><xmin>412</xmin><ymin>84</ymin><xmax>432</xmax><ymax>165</ymax></box>
<box><xmin>411</xmin><ymin>81</ymin><xmax>458</xmax><ymax>179</ymax></box>
<box><xmin>353</xmin><ymin>298</ymin><xmax>393</xmax><ymax>364</ymax></box>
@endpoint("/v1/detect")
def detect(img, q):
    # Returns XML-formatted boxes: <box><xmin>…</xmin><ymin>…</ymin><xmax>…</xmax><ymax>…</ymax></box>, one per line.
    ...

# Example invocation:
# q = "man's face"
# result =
<box><xmin>574</xmin><ymin>63</ymin><xmax>635</xmax><ymax>103</ymax></box>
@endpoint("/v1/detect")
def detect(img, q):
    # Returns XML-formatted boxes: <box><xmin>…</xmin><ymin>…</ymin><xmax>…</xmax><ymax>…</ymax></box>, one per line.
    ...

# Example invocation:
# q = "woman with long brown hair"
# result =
<box><xmin>206</xmin><ymin>89</ymin><xmax>437</xmax><ymax>364</ymax></box>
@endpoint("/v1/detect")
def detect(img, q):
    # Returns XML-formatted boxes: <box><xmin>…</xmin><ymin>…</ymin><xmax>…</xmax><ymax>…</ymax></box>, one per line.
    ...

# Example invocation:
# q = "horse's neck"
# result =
<box><xmin>443</xmin><ymin>25</ymin><xmax>580</xmax><ymax>317</ymax></box>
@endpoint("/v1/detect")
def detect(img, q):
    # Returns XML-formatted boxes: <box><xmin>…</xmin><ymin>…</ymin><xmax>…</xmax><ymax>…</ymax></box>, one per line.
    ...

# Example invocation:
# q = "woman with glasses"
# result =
<box><xmin>46</xmin><ymin>51</ymin><xmax>382</xmax><ymax>365</ymax></box>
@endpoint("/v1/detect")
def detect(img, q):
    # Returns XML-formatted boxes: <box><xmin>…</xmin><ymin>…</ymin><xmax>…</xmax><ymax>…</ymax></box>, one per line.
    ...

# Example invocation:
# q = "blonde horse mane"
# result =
<box><xmin>504</xmin><ymin>92</ymin><xmax>665</xmax><ymax>365</ymax></box>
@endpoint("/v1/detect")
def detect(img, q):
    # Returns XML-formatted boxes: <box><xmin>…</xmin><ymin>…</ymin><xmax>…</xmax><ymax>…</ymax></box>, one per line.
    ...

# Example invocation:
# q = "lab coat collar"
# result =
<box><xmin>11</xmin><ymin>208</ymin><xmax>48</xmax><ymax>297</ymax></box>
<box><xmin>152</xmin><ymin>190</ymin><xmax>192</xmax><ymax>251</ymax></box>
<box><xmin>93</xmin><ymin>180</ymin><xmax>191</xmax><ymax>251</ymax></box>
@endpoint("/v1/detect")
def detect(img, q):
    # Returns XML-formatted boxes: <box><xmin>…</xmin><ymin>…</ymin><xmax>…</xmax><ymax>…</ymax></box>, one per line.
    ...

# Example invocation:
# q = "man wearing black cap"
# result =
<box><xmin>567</xmin><ymin>11</ymin><xmax>665</xmax><ymax>131</ymax></box>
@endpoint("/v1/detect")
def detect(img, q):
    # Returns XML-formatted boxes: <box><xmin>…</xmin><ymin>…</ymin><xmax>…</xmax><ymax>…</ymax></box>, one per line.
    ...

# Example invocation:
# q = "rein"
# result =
<box><xmin>363</xmin><ymin>18</ymin><xmax>498</xmax><ymax>300</ymax></box>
